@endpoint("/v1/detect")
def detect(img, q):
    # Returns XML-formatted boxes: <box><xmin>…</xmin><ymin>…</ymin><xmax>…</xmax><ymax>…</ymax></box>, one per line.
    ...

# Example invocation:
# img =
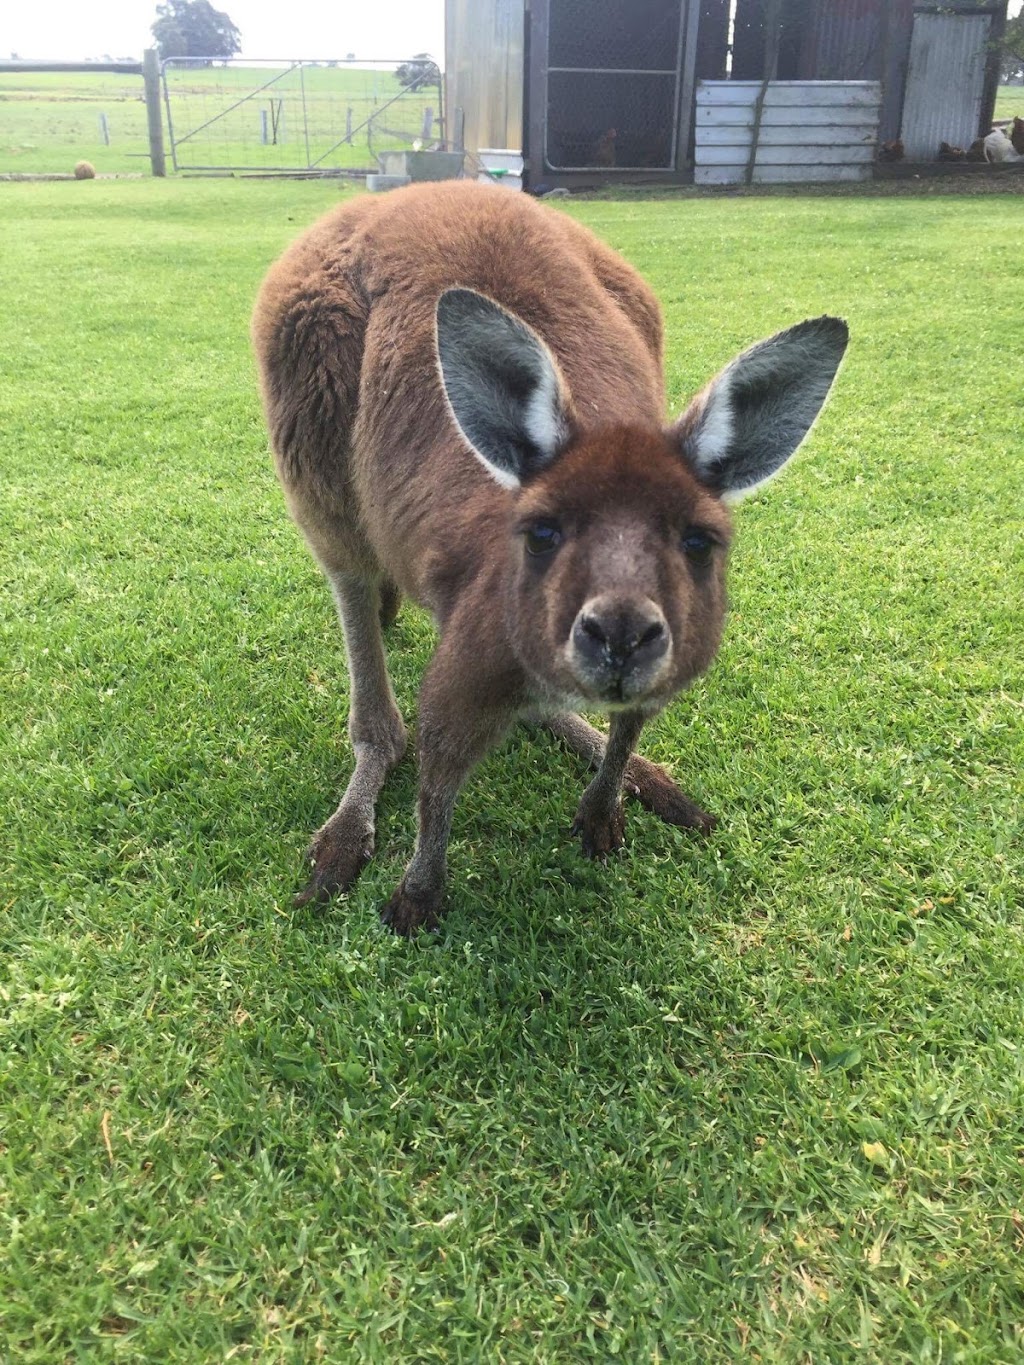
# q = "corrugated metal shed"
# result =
<box><xmin>900</xmin><ymin>11</ymin><xmax>992</xmax><ymax>159</ymax></box>
<box><xmin>445</xmin><ymin>0</ymin><xmax>525</xmax><ymax>162</ymax></box>
<box><xmin>729</xmin><ymin>0</ymin><xmax>1004</xmax><ymax>146</ymax></box>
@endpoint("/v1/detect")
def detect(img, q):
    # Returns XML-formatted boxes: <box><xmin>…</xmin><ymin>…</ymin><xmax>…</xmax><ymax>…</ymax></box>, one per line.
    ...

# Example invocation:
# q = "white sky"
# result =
<box><xmin>4</xmin><ymin>0</ymin><xmax>446</xmax><ymax>63</ymax></box>
<box><xmin>4</xmin><ymin>0</ymin><xmax>1020</xmax><ymax>64</ymax></box>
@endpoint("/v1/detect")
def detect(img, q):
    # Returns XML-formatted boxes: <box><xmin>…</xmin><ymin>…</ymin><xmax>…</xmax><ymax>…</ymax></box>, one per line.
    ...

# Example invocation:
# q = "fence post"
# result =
<box><xmin>143</xmin><ymin>48</ymin><xmax>166</xmax><ymax>177</ymax></box>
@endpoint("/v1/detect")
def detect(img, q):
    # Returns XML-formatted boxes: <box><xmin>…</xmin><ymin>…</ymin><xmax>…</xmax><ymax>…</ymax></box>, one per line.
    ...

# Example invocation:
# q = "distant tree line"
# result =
<box><xmin>1003</xmin><ymin>13</ymin><xmax>1024</xmax><ymax>82</ymax></box>
<box><xmin>396</xmin><ymin>54</ymin><xmax>441</xmax><ymax>91</ymax></box>
<box><xmin>152</xmin><ymin>0</ymin><xmax>241</xmax><ymax>62</ymax></box>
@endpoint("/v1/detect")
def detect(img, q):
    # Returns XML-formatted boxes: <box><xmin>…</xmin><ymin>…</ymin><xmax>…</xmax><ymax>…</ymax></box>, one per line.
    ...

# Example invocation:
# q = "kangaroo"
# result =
<box><xmin>252</xmin><ymin>181</ymin><xmax>848</xmax><ymax>934</ymax></box>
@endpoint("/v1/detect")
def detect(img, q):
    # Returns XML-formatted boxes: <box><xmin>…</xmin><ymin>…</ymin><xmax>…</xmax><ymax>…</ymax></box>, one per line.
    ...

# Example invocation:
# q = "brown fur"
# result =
<box><xmin>1012</xmin><ymin>116</ymin><xmax>1024</xmax><ymax>156</ymax></box>
<box><xmin>252</xmin><ymin>181</ymin><xmax>844</xmax><ymax>933</ymax></box>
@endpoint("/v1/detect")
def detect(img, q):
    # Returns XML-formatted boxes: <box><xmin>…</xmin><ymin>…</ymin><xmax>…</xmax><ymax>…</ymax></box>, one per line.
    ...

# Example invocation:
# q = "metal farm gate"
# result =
<box><xmin>162</xmin><ymin>58</ymin><xmax>444</xmax><ymax>174</ymax></box>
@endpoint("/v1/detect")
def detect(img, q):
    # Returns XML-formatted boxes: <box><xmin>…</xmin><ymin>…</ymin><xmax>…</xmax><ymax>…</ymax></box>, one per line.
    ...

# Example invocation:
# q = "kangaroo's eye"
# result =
<box><xmin>682</xmin><ymin>529</ymin><xmax>715</xmax><ymax>565</ymax></box>
<box><xmin>524</xmin><ymin>521</ymin><xmax>563</xmax><ymax>557</ymax></box>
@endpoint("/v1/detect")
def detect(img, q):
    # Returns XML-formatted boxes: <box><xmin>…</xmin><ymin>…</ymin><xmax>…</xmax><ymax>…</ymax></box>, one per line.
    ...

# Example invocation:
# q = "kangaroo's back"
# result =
<box><xmin>253</xmin><ymin>180</ymin><xmax>668</xmax><ymax>603</ymax></box>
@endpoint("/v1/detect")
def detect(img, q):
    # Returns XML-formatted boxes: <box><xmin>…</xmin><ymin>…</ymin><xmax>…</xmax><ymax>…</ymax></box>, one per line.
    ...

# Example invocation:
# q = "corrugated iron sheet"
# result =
<box><xmin>694</xmin><ymin>0</ymin><xmax>731</xmax><ymax>80</ymax></box>
<box><xmin>728</xmin><ymin>0</ymin><xmax>1007</xmax><ymax>142</ymax></box>
<box><xmin>798</xmin><ymin>0</ymin><xmax>914</xmax><ymax>141</ymax></box>
<box><xmin>695</xmin><ymin>79</ymin><xmax>880</xmax><ymax>184</ymax></box>
<box><xmin>445</xmin><ymin>0</ymin><xmax>525</xmax><ymax>160</ymax></box>
<box><xmin>900</xmin><ymin>12</ymin><xmax>992</xmax><ymax>159</ymax></box>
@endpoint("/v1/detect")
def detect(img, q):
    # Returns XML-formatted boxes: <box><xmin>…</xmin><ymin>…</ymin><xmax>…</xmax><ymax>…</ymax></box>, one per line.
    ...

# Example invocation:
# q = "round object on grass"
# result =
<box><xmin>74</xmin><ymin>160</ymin><xmax>97</xmax><ymax>180</ymax></box>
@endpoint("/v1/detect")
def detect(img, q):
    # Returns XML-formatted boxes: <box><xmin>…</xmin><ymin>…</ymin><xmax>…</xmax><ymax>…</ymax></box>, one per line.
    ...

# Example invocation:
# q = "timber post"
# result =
<box><xmin>143</xmin><ymin>48</ymin><xmax>166</xmax><ymax>177</ymax></box>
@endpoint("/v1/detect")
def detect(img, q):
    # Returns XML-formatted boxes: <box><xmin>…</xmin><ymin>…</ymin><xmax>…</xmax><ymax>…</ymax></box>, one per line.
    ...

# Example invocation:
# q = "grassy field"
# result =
<box><xmin>994</xmin><ymin>82</ymin><xmax>1024</xmax><ymax>124</ymax></box>
<box><xmin>1</xmin><ymin>177</ymin><xmax>1022</xmax><ymax>1360</ymax></box>
<box><xmin>0</xmin><ymin>64</ymin><xmax>435</xmax><ymax>175</ymax></box>
<box><xmin>2</xmin><ymin>69</ymin><xmax>1021</xmax><ymax>178</ymax></box>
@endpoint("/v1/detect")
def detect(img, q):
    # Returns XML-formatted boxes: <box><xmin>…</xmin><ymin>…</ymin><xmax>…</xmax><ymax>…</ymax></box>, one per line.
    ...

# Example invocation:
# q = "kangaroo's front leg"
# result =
<box><xmin>380</xmin><ymin>653</ymin><xmax>512</xmax><ymax>936</ymax></box>
<box><xmin>545</xmin><ymin>711</ymin><xmax>716</xmax><ymax>838</ymax></box>
<box><xmin>570</xmin><ymin>710</ymin><xmax>647</xmax><ymax>858</ymax></box>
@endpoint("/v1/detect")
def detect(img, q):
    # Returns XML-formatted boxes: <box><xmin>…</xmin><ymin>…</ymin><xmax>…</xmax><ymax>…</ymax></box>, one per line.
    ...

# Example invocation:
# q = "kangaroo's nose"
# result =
<box><xmin>572</xmin><ymin>598</ymin><xmax>669</xmax><ymax>676</ymax></box>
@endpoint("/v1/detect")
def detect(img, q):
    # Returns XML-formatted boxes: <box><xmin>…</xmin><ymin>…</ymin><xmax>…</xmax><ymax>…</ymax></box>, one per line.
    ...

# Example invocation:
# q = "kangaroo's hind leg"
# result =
<box><xmin>295</xmin><ymin>569</ymin><xmax>408</xmax><ymax>907</ymax></box>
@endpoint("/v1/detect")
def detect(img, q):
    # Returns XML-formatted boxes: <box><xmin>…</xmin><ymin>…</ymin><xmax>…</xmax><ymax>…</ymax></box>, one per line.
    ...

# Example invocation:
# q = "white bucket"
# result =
<box><xmin>478</xmin><ymin>148</ymin><xmax>525</xmax><ymax>175</ymax></box>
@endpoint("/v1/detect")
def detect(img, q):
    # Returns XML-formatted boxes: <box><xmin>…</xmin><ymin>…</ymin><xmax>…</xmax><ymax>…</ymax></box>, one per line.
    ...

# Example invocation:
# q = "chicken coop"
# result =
<box><xmin>445</xmin><ymin>0</ymin><xmax>1009</xmax><ymax>190</ymax></box>
<box><xmin>446</xmin><ymin>0</ymin><xmax>713</xmax><ymax>188</ymax></box>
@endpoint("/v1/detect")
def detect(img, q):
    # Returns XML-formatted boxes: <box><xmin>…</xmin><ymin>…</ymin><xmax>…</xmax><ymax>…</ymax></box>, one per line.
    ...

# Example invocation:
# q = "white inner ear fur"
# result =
<box><xmin>433</xmin><ymin>287</ymin><xmax>569</xmax><ymax>492</ymax></box>
<box><xmin>691</xmin><ymin>372</ymin><xmax>734</xmax><ymax>469</ymax></box>
<box><xmin>523</xmin><ymin>362</ymin><xmax>568</xmax><ymax>463</ymax></box>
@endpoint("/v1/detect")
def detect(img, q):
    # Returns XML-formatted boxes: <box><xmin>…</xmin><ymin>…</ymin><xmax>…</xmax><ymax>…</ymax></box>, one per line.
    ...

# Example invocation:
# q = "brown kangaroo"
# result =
<box><xmin>252</xmin><ymin>181</ymin><xmax>847</xmax><ymax>934</ymax></box>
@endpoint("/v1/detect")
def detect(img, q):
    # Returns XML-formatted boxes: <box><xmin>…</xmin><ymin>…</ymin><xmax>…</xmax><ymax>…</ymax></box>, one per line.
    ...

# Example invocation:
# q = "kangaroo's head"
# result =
<box><xmin>436</xmin><ymin>288</ymin><xmax>848</xmax><ymax>712</ymax></box>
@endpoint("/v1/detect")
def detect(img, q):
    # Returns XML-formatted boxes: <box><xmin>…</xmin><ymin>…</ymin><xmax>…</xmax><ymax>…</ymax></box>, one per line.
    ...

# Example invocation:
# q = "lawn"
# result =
<box><xmin>994</xmin><ymin>82</ymin><xmax>1024</xmax><ymax>124</ymax></box>
<box><xmin>1</xmin><ymin>177</ymin><xmax>1022</xmax><ymax>1361</ymax></box>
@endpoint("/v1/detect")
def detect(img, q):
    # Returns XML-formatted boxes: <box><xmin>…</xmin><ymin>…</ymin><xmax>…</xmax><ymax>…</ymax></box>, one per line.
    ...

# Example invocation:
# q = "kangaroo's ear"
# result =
<box><xmin>436</xmin><ymin>288</ymin><xmax>573</xmax><ymax>489</ymax></box>
<box><xmin>670</xmin><ymin>317</ymin><xmax>849</xmax><ymax>502</ymax></box>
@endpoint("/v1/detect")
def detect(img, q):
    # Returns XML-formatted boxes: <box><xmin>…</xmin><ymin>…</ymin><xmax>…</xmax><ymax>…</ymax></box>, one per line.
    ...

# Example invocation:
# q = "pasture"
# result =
<box><xmin>0</xmin><ymin>64</ymin><xmax>433</xmax><ymax>175</ymax></box>
<box><xmin>1</xmin><ymin>177</ymin><xmax>1022</xmax><ymax>1360</ymax></box>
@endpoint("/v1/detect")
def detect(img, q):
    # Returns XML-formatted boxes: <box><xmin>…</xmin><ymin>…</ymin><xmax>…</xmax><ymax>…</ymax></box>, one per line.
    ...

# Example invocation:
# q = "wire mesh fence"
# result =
<box><xmin>162</xmin><ymin>58</ymin><xmax>444</xmax><ymax>174</ymax></box>
<box><xmin>544</xmin><ymin>0</ymin><xmax>686</xmax><ymax>171</ymax></box>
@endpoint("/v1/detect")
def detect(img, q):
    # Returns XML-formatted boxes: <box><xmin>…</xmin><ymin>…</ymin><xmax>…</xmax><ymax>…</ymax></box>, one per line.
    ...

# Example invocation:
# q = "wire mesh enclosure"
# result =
<box><xmin>162</xmin><ymin>58</ymin><xmax>444</xmax><ymax>174</ymax></box>
<box><xmin>542</xmin><ymin>0</ymin><xmax>687</xmax><ymax>172</ymax></box>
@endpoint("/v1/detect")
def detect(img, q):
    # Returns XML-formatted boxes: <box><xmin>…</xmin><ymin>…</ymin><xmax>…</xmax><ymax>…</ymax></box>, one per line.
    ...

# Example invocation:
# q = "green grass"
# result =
<box><xmin>0</xmin><ymin>65</ymin><xmax>433</xmax><ymax>174</ymax></box>
<box><xmin>994</xmin><ymin>83</ymin><xmax>1024</xmax><ymax>124</ymax></box>
<box><xmin>1</xmin><ymin>178</ymin><xmax>1022</xmax><ymax>1361</ymax></box>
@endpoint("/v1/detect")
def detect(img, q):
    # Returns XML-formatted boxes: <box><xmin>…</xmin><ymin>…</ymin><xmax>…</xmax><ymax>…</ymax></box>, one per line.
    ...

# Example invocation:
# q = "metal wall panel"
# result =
<box><xmin>798</xmin><ymin>0</ymin><xmax>914</xmax><ymax>141</ymax></box>
<box><xmin>695</xmin><ymin>79</ymin><xmax>881</xmax><ymax>184</ymax></box>
<box><xmin>694</xmin><ymin>0</ymin><xmax>731</xmax><ymax>80</ymax></box>
<box><xmin>445</xmin><ymin>0</ymin><xmax>525</xmax><ymax>160</ymax></box>
<box><xmin>731</xmin><ymin>0</ymin><xmax>807</xmax><ymax>80</ymax></box>
<box><xmin>900</xmin><ymin>12</ymin><xmax>992</xmax><ymax>159</ymax></box>
<box><xmin>734</xmin><ymin>1</ymin><xmax>1002</xmax><ymax>145</ymax></box>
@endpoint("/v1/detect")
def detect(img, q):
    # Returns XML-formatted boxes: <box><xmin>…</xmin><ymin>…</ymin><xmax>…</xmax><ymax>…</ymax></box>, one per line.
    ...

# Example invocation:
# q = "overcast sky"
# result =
<box><xmin>5</xmin><ymin>0</ymin><xmax>1020</xmax><ymax>64</ymax></box>
<box><xmin>5</xmin><ymin>0</ymin><xmax>446</xmax><ymax>63</ymax></box>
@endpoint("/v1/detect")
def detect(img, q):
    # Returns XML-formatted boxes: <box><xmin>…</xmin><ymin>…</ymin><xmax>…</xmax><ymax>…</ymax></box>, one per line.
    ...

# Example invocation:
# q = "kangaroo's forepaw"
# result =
<box><xmin>293</xmin><ymin>819</ymin><xmax>374</xmax><ymax>908</ymax></box>
<box><xmin>572</xmin><ymin>795</ymin><xmax>626</xmax><ymax>860</ymax></box>
<box><xmin>380</xmin><ymin>880</ymin><xmax>443</xmax><ymax>936</ymax></box>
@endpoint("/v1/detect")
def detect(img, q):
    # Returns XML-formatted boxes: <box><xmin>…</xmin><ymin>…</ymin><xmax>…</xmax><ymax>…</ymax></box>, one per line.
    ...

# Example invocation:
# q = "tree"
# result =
<box><xmin>152</xmin><ymin>1</ymin><xmax>241</xmax><ymax>62</ymax></box>
<box><xmin>1002</xmin><ymin>14</ymin><xmax>1024</xmax><ymax>82</ymax></box>
<box><xmin>395</xmin><ymin>54</ymin><xmax>440</xmax><ymax>91</ymax></box>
